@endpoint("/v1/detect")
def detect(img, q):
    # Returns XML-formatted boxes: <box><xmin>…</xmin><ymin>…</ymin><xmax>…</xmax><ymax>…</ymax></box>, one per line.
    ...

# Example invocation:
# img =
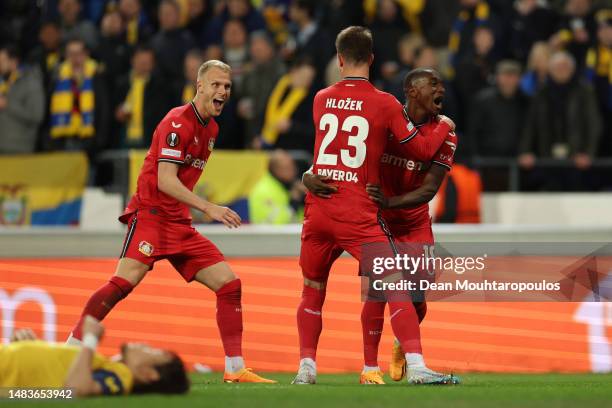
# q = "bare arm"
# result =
<box><xmin>64</xmin><ymin>347</ymin><xmax>103</xmax><ymax>397</ymax></box>
<box><xmin>367</xmin><ymin>165</ymin><xmax>448</xmax><ymax>209</ymax></box>
<box><xmin>64</xmin><ymin>317</ymin><xmax>104</xmax><ymax>397</ymax></box>
<box><xmin>158</xmin><ymin>161</ymin><xmax>241</xmax><ymax>228</ymax></box>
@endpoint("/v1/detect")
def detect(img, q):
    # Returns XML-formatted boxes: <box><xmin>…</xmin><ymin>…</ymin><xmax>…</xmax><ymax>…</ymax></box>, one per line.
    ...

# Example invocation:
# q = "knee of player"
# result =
<box><xmin>303</xmin><ymin>278</ymin><xmax>326</xmax><ymax>290</ymax></box>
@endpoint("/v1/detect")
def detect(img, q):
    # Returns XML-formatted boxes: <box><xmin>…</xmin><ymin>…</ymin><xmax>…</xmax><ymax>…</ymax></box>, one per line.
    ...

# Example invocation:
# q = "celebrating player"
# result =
<box><xmin>2</xmin><ymin>317</ymin><xmax>188</xmax><ymax>396</ymax></box>
<box><xmin>303</xmin><ymin>68</ymin><xmax>459</xmax><ymax>385</ymax></box>
<box><xmin>293</xmin><ymin>26</ymin><xmax>454</xmax><ymax>385</ymax></box>
<box><xmin>67</xmin><ymin>60</ymin><xmax>275</xmax><ymax>384</ymax></box>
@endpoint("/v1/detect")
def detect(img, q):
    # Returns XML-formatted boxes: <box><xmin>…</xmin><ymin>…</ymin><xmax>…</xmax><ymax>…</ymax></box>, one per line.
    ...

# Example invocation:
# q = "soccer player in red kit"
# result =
<box><xmin>303</xmin><ymin>68</ymin><xmax>459</xmax><ymax>385</ymax></box>
<box><xmin>67</xmin><ymin>60</ymin><xmax>275</xmax><ymax>384</ymax></box>
<box><xmin>293</xmin><ymin>27</ymin><xmax>454</xmax><ymax>385</ymax></box>
<box><xmin>365</xmin><ymin>68</ymin><xmax>459</xmax><ymax>384</ymax></box>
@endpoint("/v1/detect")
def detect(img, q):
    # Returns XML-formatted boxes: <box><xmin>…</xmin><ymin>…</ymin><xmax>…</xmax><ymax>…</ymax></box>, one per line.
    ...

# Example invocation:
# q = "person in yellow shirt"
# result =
<box><xmin>0</xmin><ymin>316</ymin><xmax>189</xmax><ymax>397</ymax></box>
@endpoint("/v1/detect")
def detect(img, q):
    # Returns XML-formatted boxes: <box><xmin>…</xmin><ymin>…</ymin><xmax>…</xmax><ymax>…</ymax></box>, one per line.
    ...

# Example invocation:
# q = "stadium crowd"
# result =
<box><xmin>0</xmin><ymin>0</ymin><xmax>611</xmax><ymax>192</ymax></box>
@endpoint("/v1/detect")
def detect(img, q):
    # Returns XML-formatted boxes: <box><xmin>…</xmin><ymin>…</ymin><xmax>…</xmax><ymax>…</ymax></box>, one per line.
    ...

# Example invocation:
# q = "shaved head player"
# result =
<box><xmin>67</xmin><ymin>60</ymin><xmax>275</xmax><ymax>384</ymax></box>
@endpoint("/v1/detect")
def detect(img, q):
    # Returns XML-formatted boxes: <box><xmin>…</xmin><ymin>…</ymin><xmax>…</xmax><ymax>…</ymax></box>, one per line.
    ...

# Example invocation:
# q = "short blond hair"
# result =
<box><xmin>197</xmin><ymin>60</ymin><xmax>231</xmax><ymax>80</ymax></box>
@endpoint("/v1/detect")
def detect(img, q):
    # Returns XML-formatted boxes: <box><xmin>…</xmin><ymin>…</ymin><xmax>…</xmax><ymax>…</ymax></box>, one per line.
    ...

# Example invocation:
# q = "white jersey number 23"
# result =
<box><xmin>316</xmin><ymin>113</ymin><xmax>369</xmax><ymax>169</ymax></box>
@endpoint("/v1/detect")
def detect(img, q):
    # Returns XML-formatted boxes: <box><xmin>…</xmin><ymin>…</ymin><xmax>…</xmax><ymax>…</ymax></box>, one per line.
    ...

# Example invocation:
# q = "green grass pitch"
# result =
<box><xmin>10</xmin><ymin>372</ymin><xmax>612</xmax><ymax>408</ymax></box>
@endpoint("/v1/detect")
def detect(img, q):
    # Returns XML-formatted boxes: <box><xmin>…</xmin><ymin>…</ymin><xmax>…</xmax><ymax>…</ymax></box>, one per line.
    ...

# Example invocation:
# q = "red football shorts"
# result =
<box><xmin>119</xmin><ymin>209</ymin><xmax>225</xmax><ymax>282</ymax></box>
<box><xmin>299</xmin><ymin>203</ymin><xmax>395</xmax><ymax>282</ymax></box>
<box><xmin>389</xmin><ymin>216</ymin><xmax>434</xmax><ymax>245</ymax></box>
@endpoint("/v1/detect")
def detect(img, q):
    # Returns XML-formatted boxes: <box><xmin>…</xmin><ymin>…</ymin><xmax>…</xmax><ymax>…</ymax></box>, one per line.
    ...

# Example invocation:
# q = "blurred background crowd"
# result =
<box><xmin>0</xmin><ymin>0</ymin><xmax>611</xmax><ymax>196</ymax></box>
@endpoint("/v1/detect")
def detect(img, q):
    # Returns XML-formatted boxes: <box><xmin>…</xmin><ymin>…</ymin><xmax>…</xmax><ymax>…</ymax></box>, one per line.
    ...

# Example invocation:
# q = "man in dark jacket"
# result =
<box><xmin>469</xmin><ymin>60</ymin><xmax>528</xmax><ymax>158</ymax></box>
<box><xmin>468</xmin><ymin>60</ymin><xmax>528</xmax><ymax>190</ymax></box>
<box><xmin>284</xmin><ymin>0</ymin><xmax>334</xmax><ymax>89</ymax></box>
<box><xmin>0</xmin><ymin>45</ymin><xmax>45</xmax><ymax>154</ymax></box>
<box><xmin>520</xmin><ymin>51</ymin><xmax>602</xmax><ymax>164</ymax></box>
<box><xmin>519</xmin><ymin>51</ymin><xmax>602</xmax><ymax>190</ymax></box>
<box><xmin>114</xmin><ymin>46</ymin><xmax>171</xmax><ymax>149</ymax></box>
<box><xmin>238</xmin><ymin>31</ymin><xmax>286</xmax><ymax>146</ymax></box>
<box><xmin>150</xmin><ymin>0</ymin><xmax>196</xmax><ymax>83</ymax></box>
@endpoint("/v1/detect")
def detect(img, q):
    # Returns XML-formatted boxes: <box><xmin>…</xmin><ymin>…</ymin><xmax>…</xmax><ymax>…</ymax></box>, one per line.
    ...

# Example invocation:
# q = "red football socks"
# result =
<box><xmin>388</xmin><ymin>301</ymin><xmax>422</xmax><ymax>354</ymax></box>
<box><xmin>414</xmin><ymin>301</ymin><xmax>427</xmax><ymax>323</ymax></box>
<box><xmin>297</xmin><ymin>285</ymin><xmax>326</xmax><ymax>360</ymax></box>
<box><xmin>361</xmin><ymin>300</ymin><xmax>386</xmax><ymax>367</ymax></box>
<box><xmin>216</xmin><ymin>279</ymin><xmax>243</xmax><ymax>357</ymax></box>
<box><xmin>72</xmin><ymin>276</ymin><xmax>133</xmax><ymax>339</ymax></box>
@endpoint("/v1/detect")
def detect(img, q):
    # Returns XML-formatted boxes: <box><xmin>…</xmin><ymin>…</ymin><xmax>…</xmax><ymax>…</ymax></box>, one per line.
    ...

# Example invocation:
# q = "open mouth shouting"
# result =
<box><xmin>213</xmin><ymin>98</ymin><xmax>225</xmax><ymax>111</ymax></box>
<box><xmin>432</xmin><ymin>95</ymin><xmax>444</xmax><ymax>112</ymax></box>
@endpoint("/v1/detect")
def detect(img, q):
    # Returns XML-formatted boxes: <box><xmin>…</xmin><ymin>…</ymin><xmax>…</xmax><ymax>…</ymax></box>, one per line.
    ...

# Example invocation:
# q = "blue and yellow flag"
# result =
<box><xmin>0</xmin><ymin>152</ymin><xmax>88</xmax><ymax>225</ymax></box>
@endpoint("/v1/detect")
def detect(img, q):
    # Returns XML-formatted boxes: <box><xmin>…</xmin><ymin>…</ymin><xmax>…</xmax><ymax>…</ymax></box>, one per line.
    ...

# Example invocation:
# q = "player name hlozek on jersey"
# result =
<box><xmin>325</xmin><ymin>98</ymin><xmax>364</xmax><ymax>111</ymax></box>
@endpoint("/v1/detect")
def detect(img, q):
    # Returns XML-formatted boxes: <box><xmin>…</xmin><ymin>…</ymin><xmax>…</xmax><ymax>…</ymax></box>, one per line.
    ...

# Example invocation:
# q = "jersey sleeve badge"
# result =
<box><xmin>166</xmin><ymin>132</ymin><xmax>180</xmax><ymax>147</ymax></box>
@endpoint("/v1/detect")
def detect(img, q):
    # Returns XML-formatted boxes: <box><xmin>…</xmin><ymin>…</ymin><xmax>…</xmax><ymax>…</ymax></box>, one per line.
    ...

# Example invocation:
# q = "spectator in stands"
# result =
<box><xmin>57</xmin><ymin>0</ymin><xmax>99</xmax><ymax>51</ymax></box>
<box><xmin>150</xmin><ymin>0</ymin><xmax>196</xmax><ymax>84</ymax></box>
<box><xmin>469</xmin><ymin>60</ymin><xmax>527</xmax><ymax>158</ymax></box>
<box><xmin>178</xmin><ymin>49</ymin><xmax>203</xmax><ymax>105</ymax></box>
<box><xmin>520</xmin><ymin>41</ymin><xmax>552</xmax><ymax>96</ymax></box>
<box><xmin>549</xmin><ymin>0</ymin><xmax>596</xmax><ymax>69</ymax></box>
<box><xmin>258</xmin><ymin>0</ymin><xmax>292</xmax><ymax>46</ymax></box>
<box><xmin>320</xmin><ymin>0</ymin><xmax>365</xmax><ymax>39</ymax></box>
<box><xmin>222</xmin><ymin>19</ymin><xmax>249</xmax><ymax>89</ymax></box>
<box><xmin>258</xmin><ymin>57</ymin><xmax>315</xmax><ymax>153</ymax></box>
<box><xmin>114</xmin><ymin>46</ymin><xmax>169</xmax><ymax>149</ymax></box>
<box><xmin>47</xmin><ymin>38</ymin><xmax>109</xmax><ymax>153</ymax></box>
<box><xmin>284</xmin><ymin>0</ymin><xmax>333</xmax><ymax>89</ymax></box>
<box><xmin>370</xmin><ymin>0</ymin><xmax>409</xmax><ymax>83</ymax></box>
<box><xmin>382</xmin><ymin>34</ymin><xmax>424</xmax><ymax>95</ymax></box>
<box><xmin>468</xmin><ymin>60</ymin><xmax>528</xmax><ymax>189</ymax></box>
<box><xmin>202</xmin><ymin>0</ymin><xmax>266</xmax><ymax>47</ymax></box>
<box><xmin>448</xmin><ymin>0</ymin><xmax>498</xmax><ymax>70</ymax></box>
<box><xmin>0</xmin><ymin>45</ymin><xmax>45</xmax><ymax>154</ymax></box>
<box><xmin>249</xmin><ymin>149</ymin><xmax>305</xmax><ymax>224</ymax></box>
<box><xmin>585</xmin><ymin>9</ymin><xmax>612</xmax><ymax>156</ymax></box>
<box><xmin>420</xmin><ymin>0</ymin><xmax>461</xmax><ymax>47</ymax></box>
<box><xmin>209</xmin><ymin>20</ymin><xmax>251</xmax><ymax>150</ymax></box>
<box><xmin>186</xmin><ymin>0</ymin><xmax>213</xmax><ymax>41</ymax></box>
<box><xmin>454</xmin><ymin>25</ymin><xmax>498</xmax><ymax>130</ymax></box>
<box><xmin>509</xmin><ymin>0</ymin><xmax>559</xmax><ymax>64</ymax></box>
<box><xmin>27</xmin><ymin>21</ymin><xmax>62</xmax><ymax>92</ymax></box>
<box><xmin>97</xmin><ymin>10</ymin><xmax>132</xmax><ymax>92</ymax></box>
<box><xmin>239</xmin><ymin>31</ymin><xmax>286</xmax><ymax>146</ymax></box>
<box><xmin>118</xmin><ymin>0</ymin><xmax>153</xmax><ymax>46</ymax></box>
<box><xmin>519</xmin><ymin>51</ymin><xmax>602</xmax><ymax>189</ymax></box>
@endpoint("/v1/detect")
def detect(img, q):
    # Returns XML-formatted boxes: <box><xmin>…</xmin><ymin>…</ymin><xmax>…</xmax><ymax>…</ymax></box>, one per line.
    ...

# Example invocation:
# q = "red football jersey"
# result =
<box><xmin>120</xmin><ymin>102</ymin><xmax>218</xmax><ymax>223</ymax></box>
<box><xmin>308</xmin><ymin>77</ymin><xmax>451</xmax><ymax>223</ymax></box>
<box><xmin>380</xmin><ymin>117</ymin><xmax>458</xmax><ymax>228</ymax></box>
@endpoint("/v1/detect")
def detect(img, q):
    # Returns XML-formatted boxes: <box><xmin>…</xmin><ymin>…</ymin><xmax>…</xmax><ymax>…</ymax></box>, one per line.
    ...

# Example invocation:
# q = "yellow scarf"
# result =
<box><xmin>127</xmin><ymin>19</ymin><xmax>139</xmax><ymax>45</ymax></box>
<box><xmin>125</xmin><ymin>73</ymin><xmax>148</xmax><ymax>142</ymax></box>
<box><xmin>261</xmin><ymin>74</ymin><xmax>307</xmax><ymax>146</ymax></box>
<box><xmin>46</xmin><ymin>52</ymin><xmax>59</xmax><ymax>72</ymax></box>
<box><xmin>447</xmin><ymin>1</ymin><xmax>490</xmax><ymax>77</ymax></box>
<box><xmin>50</xmin><ymin>59</ymin><xmax>97</xmax><ymax>139</ymax></box>
<box><xmin>0</xmin><ymin>69</ymin><xmax>20</xmax><ymax>95</ymax></box>
<box><xmin>182</xmin><ymin>83</ymin><xmax>195</xmax><ymax>104</ymax></box>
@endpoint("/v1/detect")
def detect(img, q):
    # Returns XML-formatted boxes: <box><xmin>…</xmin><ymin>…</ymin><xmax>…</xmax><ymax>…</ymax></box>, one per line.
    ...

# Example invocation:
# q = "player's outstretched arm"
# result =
<box><xmin>64</xmin><ymin>316</ymin><xmax>104</xmax><ymax>397</ymax></box>
<box><xmin>366</xmin><ymin>165</ymin><xmax>447</xmax><ymax>209</ymax></box>
<box><xmin>396</xmin><ymin>116</ymin><xmax>454</xmax><ymax>162</ymax></box>
<box><xmin>158</xmin><ymin>161</ymin><xmax>241</xmax><ymax>228</ymax></box>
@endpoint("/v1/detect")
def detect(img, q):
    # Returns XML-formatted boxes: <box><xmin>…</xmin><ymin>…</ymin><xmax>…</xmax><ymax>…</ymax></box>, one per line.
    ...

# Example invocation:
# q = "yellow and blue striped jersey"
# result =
<box><xmin>0</xmin><ymin>341</ymin><xmax>133</xmax><ymax>395</ymax></box>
